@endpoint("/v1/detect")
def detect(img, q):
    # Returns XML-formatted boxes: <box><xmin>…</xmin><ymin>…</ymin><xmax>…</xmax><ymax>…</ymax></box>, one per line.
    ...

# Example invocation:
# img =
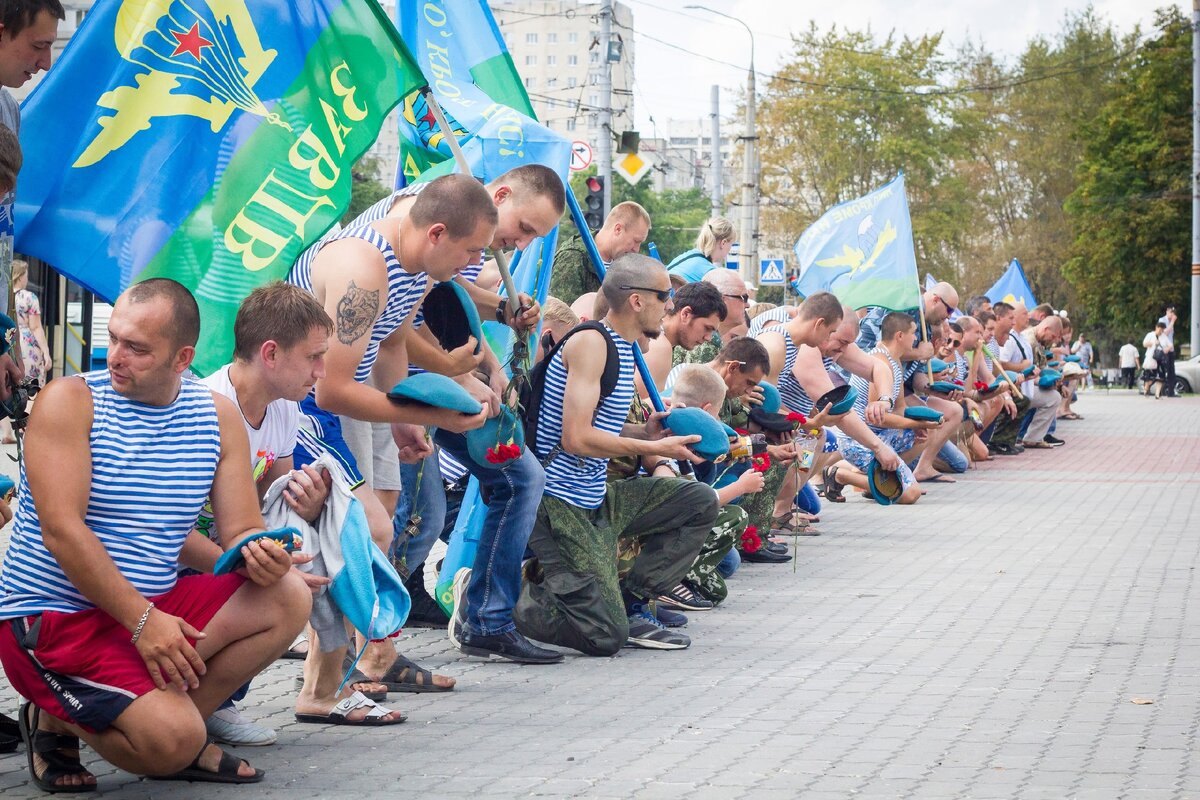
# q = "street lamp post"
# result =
<box><xmin>686</xmin><ymin>5</ymin><xmax>758</xmax><ymax>285</ymax></box>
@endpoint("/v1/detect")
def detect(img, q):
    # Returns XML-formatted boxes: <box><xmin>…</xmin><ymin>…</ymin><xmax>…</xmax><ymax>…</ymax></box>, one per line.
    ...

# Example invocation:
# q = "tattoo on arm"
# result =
<box><xmin>336</xmin><ymin>280</ymin><xmax>379</xmax><ymax>345</ymax></box>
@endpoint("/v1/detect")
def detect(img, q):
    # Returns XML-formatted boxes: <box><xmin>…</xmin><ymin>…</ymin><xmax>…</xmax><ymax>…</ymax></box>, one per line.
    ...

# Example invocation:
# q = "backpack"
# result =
<box><xmin>519</xmin><ymin>320</ymin><xmax>620</xmax><ymax>457</ymax></box>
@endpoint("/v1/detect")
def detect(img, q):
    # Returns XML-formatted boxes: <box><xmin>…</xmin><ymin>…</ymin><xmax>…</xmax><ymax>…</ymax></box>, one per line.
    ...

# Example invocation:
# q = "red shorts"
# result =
<box><xmin>0</xmin><ymin>573</ymin><xmax>244</xmax><ymax>732</ymax></box>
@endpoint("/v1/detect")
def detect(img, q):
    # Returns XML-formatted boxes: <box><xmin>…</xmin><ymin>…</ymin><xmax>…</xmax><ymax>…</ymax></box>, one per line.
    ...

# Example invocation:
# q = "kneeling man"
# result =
<box><xmin>0</xmin><ymin>280</ymin><xmax>311</xmax><ymax>788</ymax></box>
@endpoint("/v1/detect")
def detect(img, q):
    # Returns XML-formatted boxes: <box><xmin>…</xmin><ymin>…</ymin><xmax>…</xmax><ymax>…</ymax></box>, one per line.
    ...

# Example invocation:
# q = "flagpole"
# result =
<box><xmin>916</xmin><ymin>283</ymin><xmax>934</xmax><ymax>382</ymax></box>
<box><xmin>419</xmin><ymin>87</ymin><xmax>521</xmax><ymax>316</ymax></box>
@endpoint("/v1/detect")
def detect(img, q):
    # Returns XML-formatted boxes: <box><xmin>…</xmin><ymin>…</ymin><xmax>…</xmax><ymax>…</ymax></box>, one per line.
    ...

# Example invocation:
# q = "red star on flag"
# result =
<box><xmin>170</xmin><ymin>22</ymin><xmax>214</xmax><ymax>61</ymax></box>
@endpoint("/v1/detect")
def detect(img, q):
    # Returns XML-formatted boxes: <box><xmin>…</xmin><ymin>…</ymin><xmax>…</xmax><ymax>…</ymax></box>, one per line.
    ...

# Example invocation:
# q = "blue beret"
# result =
<box><xmin>423</xmin><ymin>280</ymin><xmax>483</xmax><ymax>354</ymax></box>
<box><xmin>1065</xmin><ymin>354</ymin><xmax>1081</xmax><ymax>363</ymax></box>
<box><xmin>387</xmin><ymin>373</ymin><xmax>483</xmax><ymax>415</ymax></box>
<box><xmin>1021</xmin><ymin>365</ymin><xmax>1036</xmax><ymax>376</ymax></box>
<box><xmin>665</xmin><ymin>407</ymin><xmax>730</xmax><ymax>461</ymax></box>
<box><xmin>465</xmin><ymin>405</ymin><xmax>525</xmax><ymax>469</ymax></box>
<box><xmin>214</xmin><ymin>528</ymin><xmax>303</xmax><ymax>576</ymax></box>
<box><xmin>929</xmin><ymin>358</ymin><xmax>950</xmax><ymax>373</ymax></box>
<box><xmin>904</xmin><ymin>405</ymin><xmax>944</xmax><ymax>423</ymax></box>
<box><xmin>757</xmin><ymin>382</ymin><xmax>782</xmax><ymax>414</ymax></box>
<box><xmin>867</xmin><ymin>458</ymin><xmax>903</xmax><ymax>506</ymax></box>
<box><xmin>1047</xmin><ymin>360</ymin><xmax>1061</xmax><ymax>368</ymax></box>
<box><xmin>815</xmin><ymin>384</ymin><xmax>857</xmax><ymax>416</ymax></box>
<box><xmin>1037</xmin><ymin>369</ymin><xmax>1062</xmax><ymax>388</ymax></box>
<box><xmin>929</xmin><ymin>381</ymin><xmax>960</xmax><ymax>394</ymax></box>
<box><xmin>0</xmin><ymin>474</ymin><xmax>13</xmax><ymax>498</ymax></box>
<box><xmin>1005</xmin><ymin>371</ymin><xmax>1021</xmax><ymax>383</ymax></box>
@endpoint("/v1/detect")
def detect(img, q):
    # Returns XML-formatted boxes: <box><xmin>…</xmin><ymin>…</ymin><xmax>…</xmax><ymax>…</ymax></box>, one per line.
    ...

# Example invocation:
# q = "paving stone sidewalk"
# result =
<box><xmin>1</xmin><ymin>390</ymin><xmax>1198</xmax><ymax>798</ymax></box>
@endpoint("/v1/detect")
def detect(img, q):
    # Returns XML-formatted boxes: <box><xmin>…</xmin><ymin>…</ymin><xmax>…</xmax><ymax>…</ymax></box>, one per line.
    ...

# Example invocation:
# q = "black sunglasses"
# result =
<box><xmin>949</xmin><ymin>339</ymin><xmax>962</xmax><ymax>347</ymax></box>
<box><xmin>723</xmin><ymin>293</ymin><xmax>750</xmax><ymax>304</ymax></box>
<box><xmin>936</xmin><ymin>296</ymin><xmax>954</xmax><ymax>315</ymax></box>
<box><xmin>620</xmin><ymin>285</ymin><xmax>675</xmax><ymax>303</ymax></box>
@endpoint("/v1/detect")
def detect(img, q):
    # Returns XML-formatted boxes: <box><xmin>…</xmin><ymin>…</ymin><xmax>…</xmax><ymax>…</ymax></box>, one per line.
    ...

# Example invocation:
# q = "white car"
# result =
<box><xmin>1173</xmin><ymin>354</ymin><xmax>1199</xmax><ymax>395</ymax></box>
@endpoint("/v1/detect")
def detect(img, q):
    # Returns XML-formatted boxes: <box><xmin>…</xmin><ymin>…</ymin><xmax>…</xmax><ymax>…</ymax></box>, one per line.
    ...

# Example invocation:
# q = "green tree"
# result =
<box><xmin>1063</xmin><ymin>7</ymin><xmax>1190</xmax><ymax>350</ymax></box>
<box><xmin>343</xmin><ymin>155</ymin><xmax>389</xmax><ymax>225</ymax></box>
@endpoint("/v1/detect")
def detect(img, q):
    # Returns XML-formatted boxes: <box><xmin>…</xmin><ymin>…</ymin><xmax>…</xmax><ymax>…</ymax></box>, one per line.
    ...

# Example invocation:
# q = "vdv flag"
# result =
<box><xmin>396</xmin><ymin>0</ymin><xmax>571</xmax><ymax>186</ymax></box>
<box><xmin>16</xmin><ymin>0</ymin><xmax>425</xmax><ymax>376</ymax></box>
<box><xmin>988</xmin><ymin>258</ymin><xmax>1037</xmax><ymax>309</ymax></box>
<box><xmin>792</xmin><ymin>174</ymin><xmax>920</xmax><ymax>311</ymax></box>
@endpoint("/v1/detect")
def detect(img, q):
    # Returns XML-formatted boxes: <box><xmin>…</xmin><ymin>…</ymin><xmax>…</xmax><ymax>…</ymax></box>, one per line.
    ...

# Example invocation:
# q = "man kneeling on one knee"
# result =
<box><xmin>514</xmin><ymin>254</ymin><xmax>720</xmax><ymax>655</ymax></box>
<box><xmin>0</xmin><ymin>279</ymin><xmax>311</xmax><ymax>789</ymax></box>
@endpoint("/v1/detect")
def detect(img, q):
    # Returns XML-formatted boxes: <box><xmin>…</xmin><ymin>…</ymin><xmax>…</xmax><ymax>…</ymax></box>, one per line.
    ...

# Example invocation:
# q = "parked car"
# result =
<box><xmin>1174</xmin><ymin>354</ymin><xmax>1199</xmax><ymax>395</ymax></box>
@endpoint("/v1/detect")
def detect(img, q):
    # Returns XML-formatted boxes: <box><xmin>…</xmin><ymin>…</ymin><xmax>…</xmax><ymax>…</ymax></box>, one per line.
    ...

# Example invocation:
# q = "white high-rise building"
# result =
<box><xmin>490</xmin><ymin>0</ymin><xmax>635</xmax><ymax>143</ymax></box>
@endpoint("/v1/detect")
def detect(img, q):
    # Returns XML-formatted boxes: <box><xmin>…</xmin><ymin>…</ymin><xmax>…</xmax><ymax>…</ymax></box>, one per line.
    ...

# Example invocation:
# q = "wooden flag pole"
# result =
<box><xmin>420</xmin><ymin>87</ymin><xmax>521</xmax><ymax>316</ymax></box>
<box><xmin>916</xmin><ymin>285</ymin><xmax>935</xmax><ymax>382</ymax></box>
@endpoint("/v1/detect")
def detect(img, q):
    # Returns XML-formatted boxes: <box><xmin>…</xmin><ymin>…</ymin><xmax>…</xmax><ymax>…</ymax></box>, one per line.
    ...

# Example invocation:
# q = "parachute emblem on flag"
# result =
<box><xmin>401</xmin><ymin>88</ymin><xmax>472</xmax><ymax>156</ymax></box>
<box><xmin>815</xmin><ymin>215</ymin><xmax>898</xmax><ymax>277</ymax></box>
<box><xmin>74</xmin><ymin>0</ymin><xmax>287</xmax><ymax>169</ymax></box>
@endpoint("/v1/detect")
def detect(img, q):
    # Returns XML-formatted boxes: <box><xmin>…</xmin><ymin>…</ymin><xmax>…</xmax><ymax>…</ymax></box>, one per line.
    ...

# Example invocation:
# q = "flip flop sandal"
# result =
<box><xmin>151</xmin><ymin>739</ymin><xmax>263</xmax><ymax>785</ymax></box>
<box><xmin>377</xmin><ymin>654</ymin><xmax>454</xmax><ymax>694</ymax></box>
<box><xmin>279</xmin><ymin>631</ymin><xmax>309</xmax><ymax>660</ymax></box>
<box><xmin>18</xmin><ymin>702</ymin><xmax>96</xmax><ymax>794</ymax></box>
<box><xmin>294</xmin><ymin>669</ymin><xmax>387</xmax><ymax>702</ymax></box>
<box><xmin>821</xmin><ymin>466</ymin><xmax>847</xmax><ymax>503</ymax></box>
<box><xmin>1</xmin><ymin>711</ymin><xmax>19</xmax><ymax>754</ymax></box>
<box><xmin>294</xmin><ymin>691</ymin><xmax>406</xmax><ymax>726</ymax></box>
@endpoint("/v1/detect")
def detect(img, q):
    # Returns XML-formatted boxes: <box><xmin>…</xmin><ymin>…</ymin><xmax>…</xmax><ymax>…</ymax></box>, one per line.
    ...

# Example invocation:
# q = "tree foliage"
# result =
<box><xmin>1064</xmin><ymin>7</ymin><xmax>1191</xmax><ymax>349</ymax></box>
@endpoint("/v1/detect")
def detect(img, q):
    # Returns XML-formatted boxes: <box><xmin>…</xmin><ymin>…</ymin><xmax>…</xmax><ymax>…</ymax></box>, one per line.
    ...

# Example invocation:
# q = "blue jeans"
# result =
<box><xmin>434</xmin><ymin>430</ymin><xmax>546</xmax><ymax>636</ymax></box>
<box><xmin>796</xmin><ymin>482</ymin><xmax>821</xmax><ymax>514</ymax></box>
<box><xmin>937</xmin><ymin>441</ymin><xmax>968</xmax><ymax>473</ymax></box>
<box><xmin>392</xmin><ymin>452</ymin><xmax>448</xmax><ymax>574</ymax></box>
<box><xmin>716</xmin><ymin>548</ymin><xmax>740</xmax><ymax>579</ymax></box>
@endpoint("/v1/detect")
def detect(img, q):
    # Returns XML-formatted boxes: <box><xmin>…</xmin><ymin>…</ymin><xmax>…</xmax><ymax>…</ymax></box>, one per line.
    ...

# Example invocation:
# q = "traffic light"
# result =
<box><xmin>584</xmin><ymin>175</ymin><xmax>604</xmax><ymax>230</ymax></box>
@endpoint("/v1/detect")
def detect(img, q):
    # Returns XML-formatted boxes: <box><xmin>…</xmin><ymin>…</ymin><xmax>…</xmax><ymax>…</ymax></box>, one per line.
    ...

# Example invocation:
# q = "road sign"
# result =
<box><xmin>570</xmin><ymin>140</ymin><xmax>593</xmax><ymax>172</ymax></box>
<box><xmin>760</xmin><ymin>258</ymin><xmax>786</xmax><ymax>285</ymax></box>
<box><xmin>614</xmin><ymin>151</ymin><xmax>652</xmax><ymax>185</ymax></box>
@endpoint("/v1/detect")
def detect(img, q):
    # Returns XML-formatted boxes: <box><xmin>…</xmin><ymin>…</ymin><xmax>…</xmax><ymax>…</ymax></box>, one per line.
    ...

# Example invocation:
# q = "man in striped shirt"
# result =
<box><xmin>0</xmin><ymin>279</ymin><xmax>312</xmax><ymax>787</ymax></box>
<box><xmin>514</xmin><ymin>254</ymin><xmax>719</xmax><ymax>654</ymax></box>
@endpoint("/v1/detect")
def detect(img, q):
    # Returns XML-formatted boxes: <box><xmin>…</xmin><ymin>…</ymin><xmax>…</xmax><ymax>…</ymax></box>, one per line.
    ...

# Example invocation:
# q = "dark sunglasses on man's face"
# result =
<box><xmin>949</xmin><ymin>339</ymin><xmax>962</xmax><ymax>347</ymax></box>
<box><xmin>724</xmin><ymin>293</ymin><xmax>750</xmax><ymax>304</ymax></box>
<box><xmin>620</xmin><ymin>285</ymin><xmax>674</xmax><ymax>303</ymax></box>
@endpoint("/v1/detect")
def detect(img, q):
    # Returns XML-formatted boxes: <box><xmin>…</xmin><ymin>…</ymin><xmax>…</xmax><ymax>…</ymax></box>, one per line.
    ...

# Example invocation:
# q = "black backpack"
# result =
<box><xmin>519</xmin><ymin>320</ymin><xmax>621</xmax><ymax>454</ymax></box>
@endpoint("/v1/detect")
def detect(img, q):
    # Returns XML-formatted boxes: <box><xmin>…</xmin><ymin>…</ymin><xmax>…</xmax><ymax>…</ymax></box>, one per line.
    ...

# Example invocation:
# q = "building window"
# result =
<box><xmin>525</xmin><ymin>33</ymin><xmax>538</xmax><ymax>44</ymax></box>
<box><xmin>545</xmin><ymin>119</ymin><xmax>555</xmax><ymax>129</ymax></box>
<box><xmin>547</xmin><ymin>54</ymin><xmax>557</xmax><ymax>66</ymax></box>
<box><xmin>589</xmin><ymin>50</ymin><xmax>599</xmax><ymax>64</ymax></box>
<box><xmin>525</xmin><ymin>55</ymin><xmax>536</xmax><ymax>66</ymax></box>
<box><xmin>588</xmin><ymin>93</ymin><xmax>599</xmax><ymax>106</ymax></box>
<box><xmin>524</xmin><ymin>77</ymin><xmax>534</xmax><ymax>88</ymax></box>
<box><xmin>567</xmin><ymin>54</ymin><xmax>578</xmax><ymax>66</ymax></box>
<box><xmin>547</xmin><ymin>32</ymin><xmax>557</xmax><ymax>44</ymax></box>
<box><xmin>566</xmin><ymin>117</ymin><xmax>576</xmax><ymax>131</ymax></box>
<box><xmin>569</xmin><ymin>32</ymin><xmax>579</xmax><ymax>44</ymax></box>
<box><xmin>547</xmin><ymin>77</ymin><xmax>557</xmax><ymax>88</ymax></box>
<box><xmin>567</xmin><ymin>77</ymin><xmax>577</xmax><ymax>88</ymax></box>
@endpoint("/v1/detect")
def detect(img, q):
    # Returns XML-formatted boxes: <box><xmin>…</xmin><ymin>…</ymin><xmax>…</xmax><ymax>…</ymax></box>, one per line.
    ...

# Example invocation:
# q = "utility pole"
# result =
<box><xmin>598</xmin><ymin>0</ymin><xmax>614</xmax><ymax>217</ymax></box>
<box><xmin>740</xmin><ymin>48</ymin><xmax>758</xmax><ymax>286</ymax></box>
<box><xmin>1192</xmin><ymin>0</ymin><xmax>1199</xmax><ymax>355</ymax></box>
<box><xmin>710</xmin><ymin>84</ymin><xmax>722</xmax><ymax>217</ymax></box>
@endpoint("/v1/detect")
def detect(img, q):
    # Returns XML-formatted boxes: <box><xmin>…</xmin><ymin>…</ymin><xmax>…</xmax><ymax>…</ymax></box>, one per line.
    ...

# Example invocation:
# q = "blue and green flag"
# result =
<box><xmin>792</xmin><ymin>174</ymin><xmax>920</xmax><ymax>311</ymax></box>
<box><xmin>987</xmin><ymin>258</ymin><xmax>1037</xmax><ymax>309</ymax></box>
<box><xmin>16</xmin><ymin>0</ymin><xmax>425</xmax><ymax>375</ymax></box>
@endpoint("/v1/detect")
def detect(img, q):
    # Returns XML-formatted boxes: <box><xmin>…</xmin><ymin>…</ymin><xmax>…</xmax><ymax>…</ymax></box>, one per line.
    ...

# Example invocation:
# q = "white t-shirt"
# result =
<box><xmin>196</xmin><ymin>365</ymin><xmax>299</xmax><ymax>541</ymax></box>
<box><xmin>1118</xmin><ymin>344</ymin><xmax>1139</xmax><ymax>369</ymax></box>
<box><xmin>1001</xmin><ymin>332</ymin><xmax>1033</xmax><ymax>396</ymax></box>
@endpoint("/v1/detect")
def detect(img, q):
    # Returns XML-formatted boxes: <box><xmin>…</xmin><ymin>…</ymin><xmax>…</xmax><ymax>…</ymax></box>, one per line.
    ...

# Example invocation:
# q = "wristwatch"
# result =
<box><xmin>652</xmin><ymin>459</ymin><xmax>681</xmax><ymax>477</ymax></box>
<box><xmin>878</xmin><ymin>395</ymin><xmax>895</xmax><ymax>410</ymax></box>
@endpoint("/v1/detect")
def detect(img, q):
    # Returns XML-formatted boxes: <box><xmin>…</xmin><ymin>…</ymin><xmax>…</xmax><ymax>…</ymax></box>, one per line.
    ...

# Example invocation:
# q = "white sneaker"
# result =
<box><xmin>446</xmin><ymin>567</ymin><xmax>471</xmax><ymax>650</ymax></box>
<box><xmin>205</xmin><ymin>705</ymin><xmax>277</xmax><ymax>747</ymax></box>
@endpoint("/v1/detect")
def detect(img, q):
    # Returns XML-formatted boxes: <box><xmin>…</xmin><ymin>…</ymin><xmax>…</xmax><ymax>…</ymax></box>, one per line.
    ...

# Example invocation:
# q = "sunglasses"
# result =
<box><xmin>621</xmin><ymin>285</ymin><xmax>675</xmax><ymax>303</ymax></box>
<box><xmin>936</xmin><ymin>296</ymin><xmax>955</xmax><ymax>315</ymax></box>
<box><xmin>723</xmin><ymin>293</ymin><xmax>750</xmax><ymax>304</ymax></box>
<box><xmin>949</xmin><ymin>339</ymin><xmax>962</xmax><ymax>347</ymax></box>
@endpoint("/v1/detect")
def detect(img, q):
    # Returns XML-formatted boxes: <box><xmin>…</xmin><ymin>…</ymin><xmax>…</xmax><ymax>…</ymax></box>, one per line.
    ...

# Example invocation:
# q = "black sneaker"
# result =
<box><xmin>741</xmin><ymin>547</ymin><xmax>792</xmax><ymax>564</ymax></box>
<box><xmin>656</xmin><ymin>583</ymin><xmax>715</xmax><ymax>612</ymax></box>
<box><xmin>1043</xmin><ymin>434</ymin><xmax>1066</xmax><ymax>447</ymax></box>
<box><xmin>655</xmin><ymin>605</ymin><xmax>688</xmax><ymax>628</ymax></box>
<box><xmin>460</xmin><ymin>629</ymin><xmax>564</xmax><ymax>664</ymax></box>
<box><xmin>625</xmin><ymin>606</ymin><xmax>690</xmax><ymax>650</ymax></box>
<box><xmin>989</xmin><ymin>442</ymin><xmax>1016</xmax><ymax>456</ymax></box>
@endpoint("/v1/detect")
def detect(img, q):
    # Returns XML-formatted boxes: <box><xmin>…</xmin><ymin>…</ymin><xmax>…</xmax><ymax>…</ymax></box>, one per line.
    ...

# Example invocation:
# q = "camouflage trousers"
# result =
<box><xmin>989</xmin><ymin>393</ymin><xmax>1031</xmax><ymax>446</ymax></box>
<box><xmin>514</xmin><ymin>477</ymin><xmax>718</xmax><ymax>656</ymax></box>
<box><xmin>682</xmin><ymin>504</ymin><xmax>745</xmax><ymax>605</ymax></box>
<box><xmin>736</xmin><ymin>461</ymin><xmax>790</xmax><ymax>533</ymax></box>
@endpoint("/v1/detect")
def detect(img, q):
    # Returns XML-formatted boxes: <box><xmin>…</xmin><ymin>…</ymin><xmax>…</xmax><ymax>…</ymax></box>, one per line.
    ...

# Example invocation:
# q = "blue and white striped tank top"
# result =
<box><xmin>536</xmin><ymin>324</ymin><xmax>636</xmax><ymax>509</ymax></box>
<box><xmin>0</xmin><ymin>373</ymin><xmax>221</xmax><ymax>618</ymax></box>
<box><xmin>289</xmin><ymin>224</ymin><xmax>429</xmax><ymax>384</ymax></box>
<box><xmin>850</xmin><ymin>348</ymin><xmax>901</xmax><ymax>432</ymax></box>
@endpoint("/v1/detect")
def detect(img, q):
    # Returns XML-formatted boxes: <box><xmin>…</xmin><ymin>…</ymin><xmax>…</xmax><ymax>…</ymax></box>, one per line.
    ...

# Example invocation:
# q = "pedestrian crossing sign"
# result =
<box><xmin>760</xmin><ymin>258</ymin><xmax>786</xmax><ymax>285</ymax></box>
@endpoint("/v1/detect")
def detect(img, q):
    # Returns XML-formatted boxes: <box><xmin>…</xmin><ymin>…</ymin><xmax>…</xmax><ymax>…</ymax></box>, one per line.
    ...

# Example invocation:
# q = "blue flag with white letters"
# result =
<box><xmin>987</xmin><ymin>259</ymin><xmax>1037</xmax><ymax>309</ymax></box>
<box><xmin>792</xmin><ymin>174</ymin><xmax>920</xmax><ymax>311</ymax></box>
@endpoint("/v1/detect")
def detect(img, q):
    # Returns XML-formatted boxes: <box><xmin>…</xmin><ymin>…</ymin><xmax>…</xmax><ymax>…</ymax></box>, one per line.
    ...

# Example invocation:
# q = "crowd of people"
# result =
<box><xmin>0</xmin><ymin>1</ymin><xmax>1158</xmax><ymax>792</ymax></box>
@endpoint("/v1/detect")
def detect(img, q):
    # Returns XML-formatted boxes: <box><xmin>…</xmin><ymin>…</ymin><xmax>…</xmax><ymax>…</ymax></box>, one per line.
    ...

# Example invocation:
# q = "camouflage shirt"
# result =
<box><xmin>548</xmin><ymin>231</ymin><xmax>602</xmax><ymax>305</ymax></box>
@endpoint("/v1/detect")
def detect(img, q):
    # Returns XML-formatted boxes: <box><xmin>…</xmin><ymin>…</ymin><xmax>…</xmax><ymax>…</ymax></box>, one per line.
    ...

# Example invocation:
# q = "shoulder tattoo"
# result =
<box><xmin>336</xmin><ymin>280</ymin><xmax>379</xmax><ymax>345</ymax></box>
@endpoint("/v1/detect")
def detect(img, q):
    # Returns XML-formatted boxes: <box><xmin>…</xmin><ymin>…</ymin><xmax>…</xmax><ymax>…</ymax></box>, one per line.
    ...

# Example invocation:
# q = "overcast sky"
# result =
<box><xmin>623</xmin><ymin>0</ymin><xmax>1185</xmax><ymax>134</ymax></box>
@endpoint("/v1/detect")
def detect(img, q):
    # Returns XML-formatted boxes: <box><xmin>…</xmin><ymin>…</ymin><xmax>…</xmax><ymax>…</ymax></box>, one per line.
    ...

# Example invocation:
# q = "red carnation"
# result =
<box><xmin>734</xmin><ymin>427</ymin><xmax>749</xmax><ymax>435</ymax></box>
<box><xmin>974</xmin><ymin>381</ymin><xmax>989</xmax><ymax>392</ymax></box>
<box><xmin>751</xmin><ymin>452</ymin><xmax>771</xmax><ymax>473</ymax></box>
<box><xmin>786</xmin><ymin>411</ymin><xmax>807</xmax><ymax>426</ymax></box>
<box><xmin>486</xmin><ymin>441</ymin><xmax>521</xmax><ymax>464</ymax></box>
<box><xmin>952</xmin><ymin>379</ymin><xmax>964</xmax><ymax>386</ymax></box>
<box><xmin>740</xmin><ymin>526</ymin><xmax>762</xmax><ymax>553</ymax></box>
